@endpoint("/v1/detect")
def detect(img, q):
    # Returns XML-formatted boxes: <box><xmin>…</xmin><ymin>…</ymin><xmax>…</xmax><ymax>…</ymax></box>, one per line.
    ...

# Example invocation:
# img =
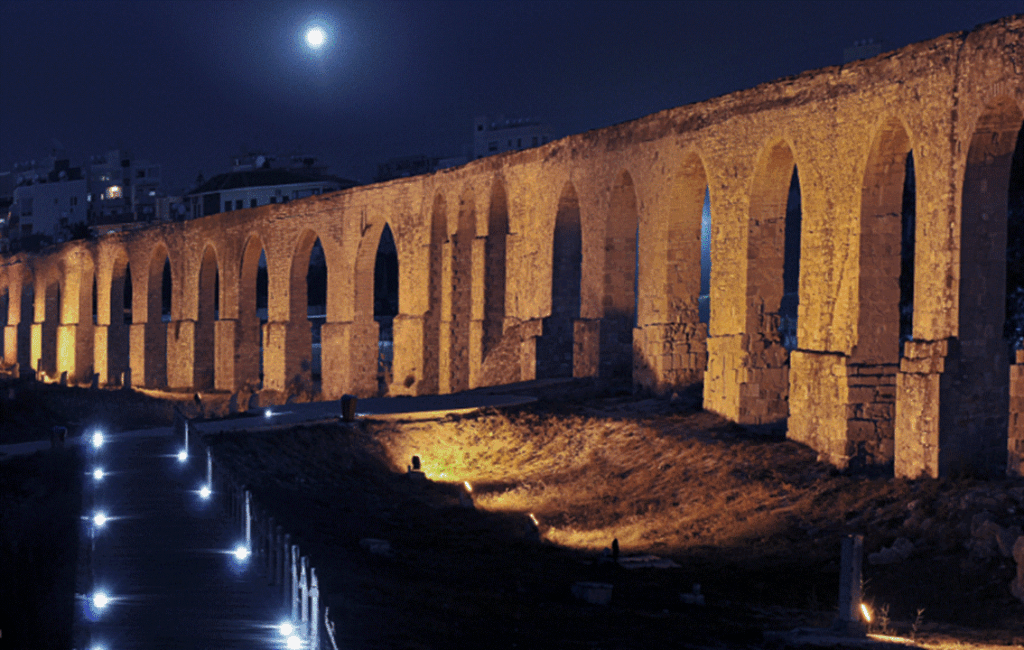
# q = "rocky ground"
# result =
<box><xmin>200</xmin><ymin>380</ymin><xmax>1024</xmax><ymax>649</ymax></box>
<box><xmin>3</xmin><ymin>378</ymin><xmax>1024</xmax><ymax>648</ymax></box>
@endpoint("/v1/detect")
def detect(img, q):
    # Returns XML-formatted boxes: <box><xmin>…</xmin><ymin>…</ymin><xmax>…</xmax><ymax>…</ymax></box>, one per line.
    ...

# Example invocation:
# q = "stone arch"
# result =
<box><xmin>483</xmin><ymin>177</ymin><xmax>508</xmax><ymax>360</ymax></box>
<box><xmin>740</xmin><ymin>138</ymin><xmax>801</xmax><ymax>423</ymax></box>
<box><xmin>537</xmin><ymin>181</ymin><xmax>582</xmax><ymax>379</ymax></box>
<box><xmin>194</xmin><ymin>244</ymin><xmax>219</xmax><ymax>390</ymax></box>
<box><xmin>349</xmin><ymin>220</ymin><xmax>400</xmax><ymax>397</ymax></box>
<box><xmin>11</xmin><ymin>268</ymin><xmax>33</xmax><ymax>370</ymax></box>
<box><xmin>601</xmin><ymin>170</ymin><xmax>639</xmax><ymax>378</ymax></box>
<box><xmin>940</xmin><ymin>95</ymin><xmax>1023</xmax><ymax>475</ymax></box>
<box><xmin>448</xmin><ymin>186</ymin><xmax>476</xmax><ymax>393</ymax></box>
<box><xmin>283</xmin><ymin>228</ymin><xmax>325</xmax><ymax>390</ymax></box>
<box><xmin>104</xmin><ymin>248</ymin><xmax>131</xmax><ymax>386</ymax></box>
<box><xmin>423</xmin><ymin>192</ymin><xmax>447</xmax><ymax>394</ymax></box>
<box><xmin>139</xmin><ymin>242</ymin><xmax>172</xmax><ymax>387</ymax></box>
<box><xmin>238</xmin><ymin>233</ymin><xmax>267</xmax><ymax>389</ymax></box>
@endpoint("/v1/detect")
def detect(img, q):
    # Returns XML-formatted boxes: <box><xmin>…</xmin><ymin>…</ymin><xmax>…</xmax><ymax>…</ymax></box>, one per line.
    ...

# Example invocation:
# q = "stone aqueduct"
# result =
<box><xmin>2</xmin><ymin>16</ymin><xmax>1023</xmax><ymax>478</ymax></box>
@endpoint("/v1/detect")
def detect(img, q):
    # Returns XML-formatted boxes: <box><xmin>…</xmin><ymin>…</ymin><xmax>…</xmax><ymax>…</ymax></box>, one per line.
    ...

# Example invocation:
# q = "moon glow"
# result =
<box><xmin>305</xmin><ymin>26</ymin><xmax>326</xmax><ymax>49</ymax></box>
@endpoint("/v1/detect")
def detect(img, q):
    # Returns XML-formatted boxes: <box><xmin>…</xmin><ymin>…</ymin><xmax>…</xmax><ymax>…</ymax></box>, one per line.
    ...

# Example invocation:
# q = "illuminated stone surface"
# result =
<box><xmin>1</xmin><ymin>17</ymin><xmax>1022</xmax><ymax>478</ymax></box>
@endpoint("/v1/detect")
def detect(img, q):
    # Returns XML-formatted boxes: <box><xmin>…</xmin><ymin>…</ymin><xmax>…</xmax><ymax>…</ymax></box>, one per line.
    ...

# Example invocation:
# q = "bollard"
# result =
<box><xmin>300</xmin><ymin>556</ymin><xmax>310</xmax><ymax>636</ymax></box>
<box><xmin>266</xmin><ymin>516</ymin><xmax>276</xmax><ymax>581</ymax></box>
<box><xmin>291</xmin><ymin>544</ymin><xmax>299</xmax><ymax>621</ymax></box>
<box><xmin>310</xmin><ymin>567</ymin><xmax>320</xmax><ymax>649</ymax></box>
<box><xmin>205</xmin><ymin>447</ymin><xmax>212</xmax><ymax>487</ymax></box>
<box><xmin>282</xmin><ymin>532</ymin><xmax>291</xmax><ymax>602</ymax></box>
<box><xmin>835</xmin><ymin>534</ymin><xmax>866</xmax><ymax>636</ymax></box>
<box><xmin>244</xmin><ymin>490</ymin><xmax>252</xmax><ymax>548</ymax></box>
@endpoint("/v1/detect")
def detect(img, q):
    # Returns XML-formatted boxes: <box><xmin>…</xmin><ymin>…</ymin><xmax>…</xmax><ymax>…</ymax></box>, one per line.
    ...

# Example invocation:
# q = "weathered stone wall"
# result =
<box><xmin>1</xmin><ymin>16</ymin><xmax>1021</xmax><ymax>477</ymax></box>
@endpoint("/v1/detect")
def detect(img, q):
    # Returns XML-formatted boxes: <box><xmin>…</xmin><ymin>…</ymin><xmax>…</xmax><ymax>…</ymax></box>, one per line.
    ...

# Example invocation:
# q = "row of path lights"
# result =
<box><xmin>185</xmin><ymin>407</ymin><xmax>341</xmax><ymax>649</ymax></box>
<box><xmin>84</xmin><ymin>427</ymin><xmax>117</xmax><ymax>627</ymax></box>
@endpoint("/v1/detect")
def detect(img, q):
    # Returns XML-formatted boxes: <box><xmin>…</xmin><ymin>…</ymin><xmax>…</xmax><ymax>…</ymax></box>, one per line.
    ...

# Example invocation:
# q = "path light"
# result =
<box><xmin>286</xmin><ymin>635</ymin><xmax>303</xmax><ymax>649</ymax></box>
<box><xmin>199</xmin><ymin>485</ymin><xmax>211</xmax><ymax>500</ymax></box>
<box><xmin>91</xmin><ymin>431</ymin><xmax>104</xmax><ymax>449</ymax></box>
<box><xmin>279</xmin><ymin>621</ymin><xmax>294</xmax><ymax>636</ymax></box>
<box><xmin>233</xmin><ymin>544</ymin><xmax>250</xmax><ymax>562</ymax></box>
<box><xmin>93</xmin><ymin>511</ymin><xmax>108</xmax><ymax>528</ymax></box>
<box><xmin>92</xmin><ymin>591</ymin><xmax>110</xmax><ymax>610</ymax></box>
<box><xmin>177</xmin><ymin>449</ymin><xmax>188</xmax><ymax>463</ymax></box>
<box><xmin>92</xmin><ymin>467</ymin><xmax>104</xmax><ymax>481</ymax></box>
<box><xmin>264</xmin><ymin>408</ymin><xmax>273</xmax><ymax>419</ymax></box>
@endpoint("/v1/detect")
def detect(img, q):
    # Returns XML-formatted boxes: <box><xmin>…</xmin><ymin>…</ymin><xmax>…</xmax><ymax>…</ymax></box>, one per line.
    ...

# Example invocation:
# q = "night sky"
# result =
<box><xmin>1</xmin><ymin>0</ymin><xmax>1021</xmax><ymax>193</ymax></box>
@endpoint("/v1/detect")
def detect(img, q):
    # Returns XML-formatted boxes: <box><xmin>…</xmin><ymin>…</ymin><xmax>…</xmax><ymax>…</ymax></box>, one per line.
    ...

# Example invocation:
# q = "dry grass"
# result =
<box><xmin>202</xmin><ymin>386</ymin><xmax>1024</xmax><ymax>648</ymax></box>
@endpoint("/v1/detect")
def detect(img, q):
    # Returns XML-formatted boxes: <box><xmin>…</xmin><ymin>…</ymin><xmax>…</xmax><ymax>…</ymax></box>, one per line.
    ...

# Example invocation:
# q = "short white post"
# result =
<box><xmin>291</xmin><ymin>544</ymin><xmax>299</xmax><ymax>621</ymax></box>
<box><xmin>244</xmin><ymin>490</ymin><xmax>252</xmax><ymax>548</ymax></box>
<box><xmin>836</xmin><ymin>534</ymin><xmax>866</xmax><ymax>636</ymax></box>
<box><xmin>310</xmin><ymin>567</ymin><xmax>320</xmax><ymax>649</ymax></box>
<box><xmin>300</xmin><ymin>556</ymin><xmax>309</xmax><ymax>637</ymax></box>
<box><xmin>183</xmin><ymin>418</ymin><xmax>189</xmax><ymax>453</ymax></box>
<box><xmin>205</xmin><ymin>447</ymin><xmax>212</xmax><ymax>486</ymax></box>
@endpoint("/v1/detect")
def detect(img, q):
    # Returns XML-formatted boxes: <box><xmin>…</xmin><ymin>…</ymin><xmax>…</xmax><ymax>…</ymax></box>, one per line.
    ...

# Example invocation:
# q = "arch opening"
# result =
<box><xmin>780</xmin><ymin>168</ymin><xmax>801</xmax><ymax>351</ymax></box>
<box><xmin>39</xmin><ymin>279</ymin><xmax>60</xmax><ymax>377</ymax></box>
<box><xmin>238</xmin><ymin>237</ymin><xmax>267</xmax><ymax>390</ymax></box>
<box><xmin>307</xmin><ymin>237</ymin><xmax>326</xmax><ymax>387</ymax></box>
<box><xmin>424</xmin><ymin>194</ymin><xmax>447</xmax><ymax>394</ymax></box>
<box><xmin>699</xmin><ymin>188</ymin><xmax>712</xmax><ymax>325</ymax></box>
<box><xmin>483</xmin><ymin>179</ymin><xmax>508</xmax><ymax>360</ymax></box>
<box><xmin>537</xmin><ymin>183</ymin><xmax>582</xmax><ymax>379</ymax></box>
<box><xmin>602</xmin><ymin>171</ymin><xmax>639</xmax><ymax>378</ymax></box>
<box><xmin>374</xmin><ymin>224</ymin><xmax>398</xmax><ymax>394</ymax></box>
<box><xmin>195</xmin><ymin>246</ymin><xmax>219</xmax><ymax>390</ymax></box>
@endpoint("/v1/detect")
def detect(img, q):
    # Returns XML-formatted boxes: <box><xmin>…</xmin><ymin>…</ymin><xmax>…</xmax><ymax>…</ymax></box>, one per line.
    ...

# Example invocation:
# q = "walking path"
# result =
<box><xmin>79</xmin><ymin>428</ymin><xmax>289</xmax><ymax>649</ymax></box>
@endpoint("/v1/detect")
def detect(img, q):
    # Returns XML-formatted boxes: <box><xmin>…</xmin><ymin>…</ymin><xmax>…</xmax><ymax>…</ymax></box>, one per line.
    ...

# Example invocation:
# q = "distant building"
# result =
<box><xmin>1</xmin><ymin>149</ymin><xmax>165</xmax><ymax>249</ymax></box>
<box><xmin>184</xmin><ymin>154</ymin><xmax>358</xmax><ymax>220</ymax></box>
<box><xmin>843</xmin><ymin>38</ymin><xmax>884</xmax><ymax>64</ymax></box>
<box><xmin>473</xmin><ymin>115</ymin><xmax>552</xmax><ymax>159</ymax></box>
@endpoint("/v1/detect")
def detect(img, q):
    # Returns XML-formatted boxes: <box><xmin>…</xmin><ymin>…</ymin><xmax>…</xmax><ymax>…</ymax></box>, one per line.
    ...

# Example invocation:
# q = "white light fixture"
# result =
<box><xmin>93</xmin><ymin>512</ymin><xmax>108</xmax><ymax>527</ymax></box>
<box><xmin>92</xmin><ymin>468</ymin><xmax>104</xmax><ymax>481</ymax></box>
<box><xmin>286</xmin><ymin>635</ymin><xmax>303</xmax><ymax>649</ymax></box>
<box><xmin>91</xmin><ymin>431</ymin><xmax>104</xmax><ymax>449</ymax></box>
<box><xmin>177</xmin><ymin>450</ymin><xmax>188</xmax><ymax>462</ymax></box>
<box><xmin>264</xmin><ymin>408</ymin><xmax>273</xmax><ymax>419</ymax></box>
<box><xmin>233</xmin><ymin>544</ymin><xmax>250</xmax><ymax>561</ymax></box>
<box><xmin>199</xmin><ymin>485</ymin><xmax>211</xmax><ymax>500</ymax></box>
<box><xmin>92</xmin><ymin>591</ymin><xmax>110</xmax><ymax>609</ymax></box>
<box><xmin>279</xmin><ymin>621</ymin><xmax>294</xmax><ymax>636</ymax></box>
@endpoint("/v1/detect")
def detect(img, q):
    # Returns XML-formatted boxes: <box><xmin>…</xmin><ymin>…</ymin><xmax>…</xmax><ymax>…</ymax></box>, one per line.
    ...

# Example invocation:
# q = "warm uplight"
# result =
<box><xmin>93</xmin><ymin>468</ymin><xmax>104</xmax><ymax>481</ymax></box>
<box><xmin>199</xmin><ymin>485</ymin><xmax>211</xmax><ymax>500</ymax></box>
<box><xmin>93</xmin><ymin>512</ymin><xmax>108</xmax><ymax>527</ymax></box>
<box><xmin>92</xmin><ymin>431</ymin><xmax>104</xmax><ymax>449</ymax></box>
<box><xmin>860</xmin><ymin>603</ymin><xmax>872</xmax><ymax>623</ymax></box>
<box><xmin>177</xmin><ymin>450</ymin><xmax>188</xmax><ymax>462</ymax></box>
<box><xmin>463</xmin><ymin>481</ymin><xmax>473</xmax><ymax>493</ymax></box>
<box><xmin>529</xmin><ymin>513</ymin><xmax>539</xmax><ymax>526</ymax></box>
<box><xmin>279</xmin><ymin>621</ymin><xmax>294</xmax><ymax>636</ymax></box>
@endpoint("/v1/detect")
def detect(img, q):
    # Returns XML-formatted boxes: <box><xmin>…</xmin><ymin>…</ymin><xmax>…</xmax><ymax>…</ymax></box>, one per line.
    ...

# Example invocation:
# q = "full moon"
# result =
<box><xmin>305</xmin><ymin>26</ymin><xmax>326</xmax><ymax>49</ymax></box>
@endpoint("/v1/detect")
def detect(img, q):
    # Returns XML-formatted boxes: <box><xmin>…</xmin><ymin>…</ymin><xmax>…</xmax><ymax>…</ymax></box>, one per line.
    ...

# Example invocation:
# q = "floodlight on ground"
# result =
<box><xmin>93</xmin><ymin>511</ymin><xmax>108</xmax><ymax>528</ymax></box>
<box><xmin>91</xmin><ymin>431</ymin><xmax>104</xmax><ymax>449</ymax></box>
<box><xmin>279</xmin><ymin>621</ymin><xmax>294</xmax><ymax>636</ymax></box>
<box><xmin>529</xmin><ymin>513</ymin><xmax>539</xmax><ymax>526</ymax></box>
<box><xmin>199</xmin><ymin>485</ymin><xmax>211</xmax><ymax>500</ymax></box>
<box><xmin>464</xmin><ymin>481</ymin><xmax>473</xmax><ymax>493</ymax></box>
<box><xmin>861</xmin><ymin>603</ymin><xmax>872</xmax><ymax>623</ymax></box>
<box><xmin>177</xmin><ymin>449</ymin><xmax>188</xmax><ymax>462</ymax></box>
<box><xmin>286</xmin><ymin>635</ymin><xmax>303</xmax><ymax>649</ymax></box>
<box><xmin>92</xmin><ymin>468</ymin><xmax>104</xmax><ymax>481</ymax></box>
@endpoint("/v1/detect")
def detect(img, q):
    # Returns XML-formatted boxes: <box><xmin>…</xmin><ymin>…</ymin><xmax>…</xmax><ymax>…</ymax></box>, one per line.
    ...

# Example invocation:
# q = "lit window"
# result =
<box><xmin>105</xmin><ymin>185</ymin><xmax>122</xmax><ymax>200</ymax></box>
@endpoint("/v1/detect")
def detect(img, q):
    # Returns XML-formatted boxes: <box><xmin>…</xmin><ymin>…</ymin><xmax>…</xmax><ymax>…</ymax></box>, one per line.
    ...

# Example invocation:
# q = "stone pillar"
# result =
<box><xmin>320</xmin><ymin>321</ymin><xmax>353</xmax><ymax>400</ymax></box>
<box><xmin>788</xmin><ymin>351</ymin><xmax>849</xmax><ymax>464</ymax></box>
<box><xmin>5</xmin><ymin>324</ymin><xmax>21</xmax><ymax>368</ymax></box>
<box><xmin>93</xmin><ymin>324</ymin><xmax>110</xmax><ymax>385</ymax></box>
<box><xmin>704</xmin><ymin>333</ymin><xmax>745</xmax><ymax>422</ymax></box>
<box><xmin>518</xmin><ymin>319</ymin><xmax>542</xmax><ymax>383</ymax></box>
<box><xmin>1008</xmin><ymin>350</ymin><xmax>1024</xmax><ymax>477</ymax></box>
<box><xmin>468</xmin><ymin>319</ymin><xmax>484</xmax><ymax>389</ymax></box>
<box><xmin>214</xmin><ymin>318</ymin><xmax>240</xmax><ymax>392</ymax></box>
<box><xmin>389</xmin><ymin>314</ymin><xmax>425</xmax><ymax>396</ymax></box>
<box><xmin>262</xmin><ymin>320</ymin><xmax>311</xmax><ymax>394</ymax></box>
<box><xmin>129</xmin><ymin>321</ymin><xmax>167</xmax><ymax>388</ymax></box>
<box><xmin>438</xmin><ymin>317</ymin><xmax>453</xmax><ymax>394</ymax></box>
<box><xmin>632</xmin><ymin>322</ymin><xmax>707</xmax><ymax>394</ymax></box>
<box><xmin>573</xmin><ymin>318</ymin><xmax>600</xmax><ymax>378</ymax></box>
<box><xmin>166</xmin><ymin>319</ymin><xmax>196</xmax><ymax>390</ymax></box>
<box><xmin>56</xmin><ymin>323</ymin><xmax>93</xmax><ymax>384</ymax></box>
<box><xmin>894</xmin><ymin>339</ymin><xmax>947</xmax><ymax>478</ymax></box>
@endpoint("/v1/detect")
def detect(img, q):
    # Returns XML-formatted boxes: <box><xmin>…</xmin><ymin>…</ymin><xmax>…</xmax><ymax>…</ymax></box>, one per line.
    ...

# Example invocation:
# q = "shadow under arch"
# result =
<box><xmin>195</xmin><ymin>243</ymin><xmax>219</xmax><ymax>390</ymax></box>
<box><xmin>483</xmin><ymin>176</ymin><xmax>508</xmax><ymax>362</ymax></box>
<box><xmin>537</xmin><ymin>181</ymin><xmax>582</xmax><ymax>379</ymax></box>
<box><xmin>600</xmin><ymin>170</ymin><xmax>639</xmax><ymax>380</ymax></box>
<box><xmin>104</xmin><ymin>248</ymin><xmax>131</xmax><ymax>386</ymax></box>
<box><xmin>448</xmin><ymin>186</ymin><xmax>476</xmax><ymax>393</ymax></box>
<box><xmin>938</xmin><ymin>96</ymin><xmax>1023</xmax><ymax>476</ymax></box>
<box><xmin>424</xmin><ymin>192</ymin><xmax>447</xmax><ymax>394</ymax></box>
<box><xmin>352</xmin><ymin>220</ymin><xmax>399</xmax><ymax>396</ymax></box>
